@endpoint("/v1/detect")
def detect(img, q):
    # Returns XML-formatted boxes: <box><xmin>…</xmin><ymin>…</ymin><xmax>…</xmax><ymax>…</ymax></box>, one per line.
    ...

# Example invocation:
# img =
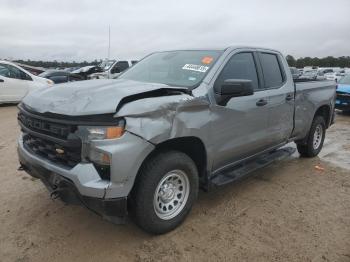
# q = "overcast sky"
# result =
<box><xmin>1</xmin><ymin>0</ymin><xmax>349</xmax><ymax>61</ymax></box>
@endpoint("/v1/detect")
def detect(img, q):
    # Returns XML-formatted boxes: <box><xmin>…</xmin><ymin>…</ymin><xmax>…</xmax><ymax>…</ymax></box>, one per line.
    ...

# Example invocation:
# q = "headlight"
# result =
<box><xmin>77</xmin><ymin>119</ymin><xmax>125</xmax><ymax>167</ymax></box>
<box><xmin>86</xmin><ymin>126</ymin><xmax>125</xmax><ymax>140</ymax></box>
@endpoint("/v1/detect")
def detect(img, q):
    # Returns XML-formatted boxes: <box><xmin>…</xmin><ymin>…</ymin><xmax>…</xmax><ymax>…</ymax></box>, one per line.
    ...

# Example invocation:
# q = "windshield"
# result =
<box><xmin>99</xmin><ymin>60</ymin><xmax>116</xmax><ymax>71</ymax></box>
<box><xmin>118</xmin><ymin>50</ymin><xmax>223</xmax><ymax>88</ymax></box>
<box><xmin>339</xmin><ymin>75</ymin><xmax>350</xmax><ymax>85</ymax></box>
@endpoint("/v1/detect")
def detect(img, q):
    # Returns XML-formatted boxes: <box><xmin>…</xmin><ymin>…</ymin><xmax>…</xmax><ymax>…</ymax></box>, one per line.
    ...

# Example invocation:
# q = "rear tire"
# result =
<box><xmin>296</xmin><ymin>115</ymin><xmax>326</xmax><ymax>157</ymax></box>
<box><xmin>130</xmin><ymin>150</ymin><xmax>199</xmax><ymax>234</ymax></box>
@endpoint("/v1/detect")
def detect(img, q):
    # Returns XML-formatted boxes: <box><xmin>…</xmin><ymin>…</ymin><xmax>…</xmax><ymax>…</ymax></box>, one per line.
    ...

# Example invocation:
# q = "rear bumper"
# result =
<box><xmin>18</xmin><ymin>148</ymin><xmax>127</xmax><ymax>222</ymax></box>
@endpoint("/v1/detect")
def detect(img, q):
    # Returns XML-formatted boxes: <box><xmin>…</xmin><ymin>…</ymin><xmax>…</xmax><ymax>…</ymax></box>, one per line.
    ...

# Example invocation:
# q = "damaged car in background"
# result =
<box><xmin>17</xmin><ymin>46</ymin><xmax>336</xmax><ymax>234</ymax></box>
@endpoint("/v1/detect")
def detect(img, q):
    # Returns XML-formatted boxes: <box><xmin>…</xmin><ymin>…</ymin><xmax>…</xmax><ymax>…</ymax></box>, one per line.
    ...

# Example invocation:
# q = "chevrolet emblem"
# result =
<box><xmin>55</xmin><ymin>148</ymin><xmax>65</xmax><ymax>154</ymax></box>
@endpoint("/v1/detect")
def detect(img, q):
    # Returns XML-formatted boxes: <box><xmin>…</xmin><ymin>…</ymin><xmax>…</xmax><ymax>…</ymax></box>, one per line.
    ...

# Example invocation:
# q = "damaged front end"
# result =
<box><xmin>18</xmin><ymin>77</ymin><xmax>213</xmax><ymax>223</ymax></box>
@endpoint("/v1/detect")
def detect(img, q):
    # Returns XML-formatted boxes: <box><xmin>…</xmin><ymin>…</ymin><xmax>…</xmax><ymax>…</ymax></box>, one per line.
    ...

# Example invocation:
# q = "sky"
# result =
<box><xmin>1</xmin><ymin>0</ymin><xmax>349</xmax><ymax>61</ymax></box>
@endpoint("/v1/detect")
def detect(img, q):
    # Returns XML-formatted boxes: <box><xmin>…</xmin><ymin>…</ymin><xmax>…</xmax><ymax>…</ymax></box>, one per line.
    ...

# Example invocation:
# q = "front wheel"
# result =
<box><xmin>130</xmin><ymin>151</ymin><xmax>199</xmax><ymax>234</ymax></box>
<box><xmin>296</xmin><ymin>116</ymin><xmax>326</xmax><ymax>157</ymax></box>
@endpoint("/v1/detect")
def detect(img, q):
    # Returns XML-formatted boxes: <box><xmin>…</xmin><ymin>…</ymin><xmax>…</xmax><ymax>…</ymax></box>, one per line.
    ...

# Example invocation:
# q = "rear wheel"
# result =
<box><xmin>130</xmin><ymin>150</ymin><xmax>198</xmax><ymax>234</ymax></box>
<box><xmin>296</xmin><ymin>116</ymin><xmax>326</xmax><ymax>157</ymax></box>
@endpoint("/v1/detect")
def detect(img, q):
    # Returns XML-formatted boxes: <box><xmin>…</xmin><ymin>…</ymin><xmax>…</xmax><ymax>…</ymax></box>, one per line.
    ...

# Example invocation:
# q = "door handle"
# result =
<box><xmin>286</xmin><ymin>94</ymin><xmax>293</xmax><ymax>101</ymax></box>
<box><xmin>256</xmin><ymin>99</ymin><xmax>268</xmax><ymax>107</ymax></box>
<box><xmin>0</xmin><ymin>79</ymin><xmax>4</xmax><ymax>83</ymax></box>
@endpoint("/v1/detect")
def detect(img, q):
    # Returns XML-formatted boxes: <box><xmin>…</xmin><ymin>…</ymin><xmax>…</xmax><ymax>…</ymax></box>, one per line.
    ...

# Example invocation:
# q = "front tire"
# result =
<box><xmin>296</xmin><ymin>115</ymin><xmax>326</xmax><ymax>157</ymax></box>
<box><xmin>130</xmin><ymin>150</ymin><xmax>199</xmax><ymax>234</ymax></box>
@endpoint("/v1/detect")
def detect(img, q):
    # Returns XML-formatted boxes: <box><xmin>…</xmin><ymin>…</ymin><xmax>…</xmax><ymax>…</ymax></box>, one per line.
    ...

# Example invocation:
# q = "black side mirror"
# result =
<box><xmin>214</xmin><ymin>79</ymin><xmax>254</xmax><ymax>106</ymax></box>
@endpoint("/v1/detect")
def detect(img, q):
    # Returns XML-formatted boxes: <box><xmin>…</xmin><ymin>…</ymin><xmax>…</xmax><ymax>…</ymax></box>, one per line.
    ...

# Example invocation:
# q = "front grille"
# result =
<box><xmin>18</xmin><ymin>111</ymin><xmax>74</xmax><ymax>139</ymax></box>
<box><xmin>23</xmin><ymin>134</ymin><xmax>81</xmax><ymax>168</ymax></box>
<box><xmin>18</xmin><ymin>104</ymin><xmax>82</xmax><ymax>168</ymax></box>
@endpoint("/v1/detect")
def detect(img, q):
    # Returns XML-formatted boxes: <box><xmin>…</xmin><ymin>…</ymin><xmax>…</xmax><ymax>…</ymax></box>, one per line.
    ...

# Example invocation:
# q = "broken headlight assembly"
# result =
<box><xmin>77</xmin><ymin>118</ymin><xmax>126</xmax><ymax>179</ymax></box>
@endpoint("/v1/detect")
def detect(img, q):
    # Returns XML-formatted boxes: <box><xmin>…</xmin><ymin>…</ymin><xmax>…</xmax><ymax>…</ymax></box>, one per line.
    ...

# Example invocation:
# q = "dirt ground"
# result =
<box><xmin>0</xmin><ymin>105</ymin><xmax>349</xmax><ymax>262</ymax></box>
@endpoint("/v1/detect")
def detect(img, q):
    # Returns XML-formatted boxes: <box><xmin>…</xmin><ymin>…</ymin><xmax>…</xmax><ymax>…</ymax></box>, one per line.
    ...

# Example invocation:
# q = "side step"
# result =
<box><xmin>210</xmin><ymin>147</ymin><xmax>295</xmax><ymax>187</ymax></box>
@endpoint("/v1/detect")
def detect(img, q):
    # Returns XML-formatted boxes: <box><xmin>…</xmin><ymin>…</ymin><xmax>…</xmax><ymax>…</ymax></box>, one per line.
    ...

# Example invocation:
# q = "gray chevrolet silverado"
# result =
<box><xmin>17</xmin><ymin>46</ymin><xmax>336</xmax><ymax>234</ymax></box>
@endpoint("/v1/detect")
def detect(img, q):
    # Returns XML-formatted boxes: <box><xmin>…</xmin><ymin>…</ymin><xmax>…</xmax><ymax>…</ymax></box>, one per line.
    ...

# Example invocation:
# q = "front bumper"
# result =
<box><xmin>18</xmin><ymin>131</ymin><xmax>155</xmax><ymax>221</ymax></box>
<box><xmin>18</xmin><ymin>144</ymin><xmax>127</xmax><ymax>221</ymax></box>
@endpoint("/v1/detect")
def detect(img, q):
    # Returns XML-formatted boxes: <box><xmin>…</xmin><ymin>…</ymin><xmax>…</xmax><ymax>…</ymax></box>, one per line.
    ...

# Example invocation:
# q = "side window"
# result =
<box><xmin>259</xmin><ymin>53</ymin><xmax>284</xmax><ymax>88</ymax></box>
<box><xmin>115</xmin><ymin>61</ymin><xmax>129</xmax><ymax>72</ymax></box>
<box><xmin>0</xmin><ymin>64</ymin><xmax>10</xmax><ymax>77</ymax></box>
<box><xmin>216</xmin><ymin>52</ymin><xmax>259</xmax><ymax>90</ymax></box>
<box><xmin>7</xmin><ymin>65</ymin><xmax>23</xmax><ymax>79</ymax></box>
<box><xmin>6</xmin><ymin>65</ymin><xmax>32</xmax><ymax>80</ymax></box>
<box><xmin>49</xmin><ymin>75</ymin><xmax>68</xmax><ymax>83</ymax></box>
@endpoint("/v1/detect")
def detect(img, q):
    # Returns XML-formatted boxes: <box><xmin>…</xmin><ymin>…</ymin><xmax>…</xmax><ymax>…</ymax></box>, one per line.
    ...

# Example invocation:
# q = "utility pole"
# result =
<box><xmin>108</xmin><ymin>25</ymin><xmax>111</xmax><ymax>60</ymax></box>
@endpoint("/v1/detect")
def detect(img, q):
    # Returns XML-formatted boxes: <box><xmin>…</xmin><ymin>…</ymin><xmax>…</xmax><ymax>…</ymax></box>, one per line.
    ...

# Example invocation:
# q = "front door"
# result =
<box><xmin>210</xmin><ymin>51</ymin><xmax>271</xmax><ymax>171</ymax></box>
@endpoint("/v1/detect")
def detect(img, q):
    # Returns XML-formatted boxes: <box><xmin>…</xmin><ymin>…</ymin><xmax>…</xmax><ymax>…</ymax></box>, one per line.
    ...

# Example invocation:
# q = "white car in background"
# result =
<box><xmin>0</xmin><ymin>61</ymin><xmax>54</xmax><ymax>103</ymax></box>
<box><xmin>89</xmin><ymin>60</ymin><xmax>137</xmax><ymax>79</ymax></box>
<box><xmin>325</xmin><ymin>72</ymin><xmax>343</xmax><ymax>82</ymax></box>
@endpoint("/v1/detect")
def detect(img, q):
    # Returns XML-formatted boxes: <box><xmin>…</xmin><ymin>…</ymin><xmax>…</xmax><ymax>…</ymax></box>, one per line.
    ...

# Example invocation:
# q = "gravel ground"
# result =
<box><xmin>0</xmin><ymin>105</ymin><xmax>349</xmax><ymax>262</ymax></box>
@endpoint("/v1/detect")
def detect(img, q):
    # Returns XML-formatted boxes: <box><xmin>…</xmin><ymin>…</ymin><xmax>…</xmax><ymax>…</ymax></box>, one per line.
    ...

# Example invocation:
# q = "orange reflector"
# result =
<box><xmin>106</xmin><ymin>127</ymin><xmax>124</xmax><ymax>139</ymax></box>
<box><xmin>102</xmin><ymin>153</ymin><xmax>111</xmax><ymax>164</ymax></box>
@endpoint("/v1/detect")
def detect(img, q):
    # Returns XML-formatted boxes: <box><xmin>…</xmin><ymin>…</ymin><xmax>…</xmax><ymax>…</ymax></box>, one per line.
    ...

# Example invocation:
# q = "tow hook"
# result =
<box><xmin>50</xmin><ymin>190</ymin><xmax>59</xmax><ymax>200</ymax></box>
<box><xmin>50</xmin><ymin>188</ymin><xmax>65</xmax><ymax>200</ymax></box>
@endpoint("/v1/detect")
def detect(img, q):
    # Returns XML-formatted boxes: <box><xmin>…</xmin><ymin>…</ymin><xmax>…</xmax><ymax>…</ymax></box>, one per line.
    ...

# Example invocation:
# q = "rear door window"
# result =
<box><xmin>259</xmin><ymin>53</ymin><xmax>284</xmax><ymax>88</ymax></box>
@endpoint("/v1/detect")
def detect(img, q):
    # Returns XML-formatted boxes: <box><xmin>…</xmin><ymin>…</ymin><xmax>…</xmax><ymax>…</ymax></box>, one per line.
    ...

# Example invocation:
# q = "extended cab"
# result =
<box><xmin>17</xmin><ymin>46</ymin><xmax>336</xmax><ymax>234</ymax></box>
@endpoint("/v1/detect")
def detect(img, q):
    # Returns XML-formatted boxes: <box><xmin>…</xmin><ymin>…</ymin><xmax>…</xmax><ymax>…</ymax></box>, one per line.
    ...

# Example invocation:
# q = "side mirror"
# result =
<box><xmin>214</xmin><ymin>79</ymin><xmax>254</xmax><ymax>106</ymax></box>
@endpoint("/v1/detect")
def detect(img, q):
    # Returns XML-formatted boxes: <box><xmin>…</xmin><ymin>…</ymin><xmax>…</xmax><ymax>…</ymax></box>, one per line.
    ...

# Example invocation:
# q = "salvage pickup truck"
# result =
<box><xmin>17</xmin><ymin>46</ymin><xmax>336</xmax><ymax>234</ymax></box>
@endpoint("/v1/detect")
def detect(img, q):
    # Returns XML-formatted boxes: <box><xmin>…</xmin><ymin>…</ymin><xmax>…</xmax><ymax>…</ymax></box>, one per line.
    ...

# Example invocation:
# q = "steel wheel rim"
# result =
<box><xmin>313</xmin><ymin>124</ymin><xmax>323</xmax><ymax>150</ymax></box>
<box><xmin>153</xmin><ymin>170</ymin><xmax>190</xmax><ymax>220</ymax></box>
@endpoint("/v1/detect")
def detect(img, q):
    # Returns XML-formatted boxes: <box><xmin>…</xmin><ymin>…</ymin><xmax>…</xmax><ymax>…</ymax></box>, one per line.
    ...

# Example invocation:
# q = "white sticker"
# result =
<box><xmin>188</xmin><ymin>77</ymin><xmax>197</xmax><ymax>81</ymax></box>
<box><xmin>182</xmin><ymin>64</ymin><xmax>209</xmax><ymax>73</ymax></box>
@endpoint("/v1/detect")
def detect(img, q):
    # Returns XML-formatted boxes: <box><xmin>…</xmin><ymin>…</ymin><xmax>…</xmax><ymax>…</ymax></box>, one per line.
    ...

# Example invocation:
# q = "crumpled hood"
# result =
<box><xmin>22</xmin><ymin>79</ymin><xmax>188</xmax><ymax>116</ymax></box>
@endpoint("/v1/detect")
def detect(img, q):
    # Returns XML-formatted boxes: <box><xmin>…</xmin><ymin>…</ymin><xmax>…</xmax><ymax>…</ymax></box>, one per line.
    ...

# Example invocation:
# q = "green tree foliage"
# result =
<box><xmin>286</xmin><ymin>55</ymin><xmax>350</xmax><ymax>68</ymax></box>
<box><xmin>286</xmin><ymin>55</ymin><xmax>296</xmax><ymax>67</ymax></box>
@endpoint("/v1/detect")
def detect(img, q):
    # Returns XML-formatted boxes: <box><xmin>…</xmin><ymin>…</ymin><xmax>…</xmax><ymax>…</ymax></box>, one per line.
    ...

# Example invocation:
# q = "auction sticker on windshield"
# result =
<box><xmin>182</xmin><ymin>64</ymin><xmax>209</xmax><ymax>73</ymax></box>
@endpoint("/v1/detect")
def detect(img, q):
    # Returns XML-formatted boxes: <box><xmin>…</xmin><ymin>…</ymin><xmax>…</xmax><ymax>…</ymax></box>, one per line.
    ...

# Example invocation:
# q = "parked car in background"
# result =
<box><xmin>89</xmin><ymin>60</ymin><xmax>137</xmax><ymax>79</ymax></box>
<box><xmin>335</xmin><ymin>74</ymin><xmax>350</xmax><ymax>112</ymax></box>
<box><xmin>64</xmin><ymin>67</ymin><xmax>80</xmax><ymax>73</ymax></box>
<box><xmin>300</xmin><ymin>70</ymin><xmax>318</xmax><ymax>80</ymax></box>
<box><xmin>299</xmin><ymin>70</ymin><xmax>325</xmax><ymax>81</ymax></box>
<box><xmin>0</xmin><ymin>60</ymin><xmax>53</xmax><ymax>103</ymax></box>
<box><xmin>39</xmin><ymin>70</ymin><xmax>84</xmax><ymax>84</ymax></box>
<box><xmin>72</xmin><ymin>66</ymin><xmax>102</xmax><ymax>80</ymax></box>
<box><xmin>325</xmin><ymin>72</ymin><xmax>342</xmax><ymax>82</ymax></box>
<box><xmin>289</xmin><ymin>67</ymin><xmax>300</xmax><ymax>80</ymax></box>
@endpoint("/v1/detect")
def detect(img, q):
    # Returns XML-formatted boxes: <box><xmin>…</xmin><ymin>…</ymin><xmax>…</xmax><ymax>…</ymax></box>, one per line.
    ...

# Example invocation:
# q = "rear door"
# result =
<box><xmin>210</xmin><ymin>51</ymin><xmax>272</xmax><ymax>171</ymax></box>
<box><xmin>256</xmin><ymin>51</ymin><xmax>295</xmax><ymax>146</ymax></box>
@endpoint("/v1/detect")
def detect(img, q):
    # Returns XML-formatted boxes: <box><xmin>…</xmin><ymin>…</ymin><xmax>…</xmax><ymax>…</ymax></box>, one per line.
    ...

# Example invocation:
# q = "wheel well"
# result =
<box><xmin>143</xmin><ymin>137</ymin><xmax>207</xmax><ymax>179</ymax></box>
<box><xmin>314</xmin><ymin>105</ymin><xmax>331</xmax><ymax>127</ymax></box>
